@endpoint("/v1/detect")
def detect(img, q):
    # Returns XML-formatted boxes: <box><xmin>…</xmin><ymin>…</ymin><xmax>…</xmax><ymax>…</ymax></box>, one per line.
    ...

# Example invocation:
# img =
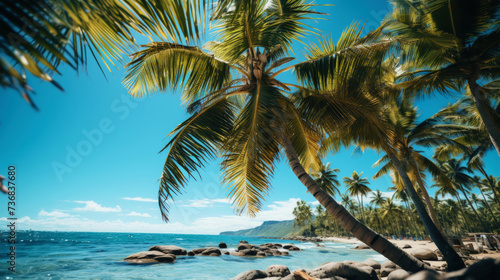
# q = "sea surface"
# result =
<box><xmin>0</xmin><ymin>231</ymin><xmax>386</xmax><ymax>279</ymax></box>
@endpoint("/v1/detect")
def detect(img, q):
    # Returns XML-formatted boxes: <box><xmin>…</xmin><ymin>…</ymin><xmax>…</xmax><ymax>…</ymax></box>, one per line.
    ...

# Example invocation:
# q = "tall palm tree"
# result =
<box><xmin>471</xmin><ymin>175</ymin><xmax>500</xmax><ymax>227</ymax></box>
<box><xmin>385</xmin><ymin>0</ymin><xmax>500</xmax><ymax>154</ymax></box>
<box><xmin>1</xmin><ymin>0</ymin><xmax>203</xmax><ymax>108</ymax></box>
<box><xmin>293</xmin><ymin>200</ymin><xmax>313</xmax><ymax>228</ymax></box>
<box><xmin>344</xmin><ymin>171</ymin><xmax>371</xmax><ymax>223</ymax></box>
<box><xmin>297</xmin><ymin>53</ymin><xmax>465</xmax><ymax>269</ymax></box>
<box><xmin>372</xmin><ymin>102</ymin><xmax>456</xmax><ymax>234</ymax></box>
<box><xmin>311</xmin><ymin>162</ymin><xmax>341</xmax><ymax>197</ymax></box>
<box><xmin>437</xmin><ymin>159</ymin><xmax>489</xmax><ymax>232</ymax></box>
<box><xmin>125</xmin><ymin>0</ymin><xmax>427</xmax><ymax>272</ymax></box>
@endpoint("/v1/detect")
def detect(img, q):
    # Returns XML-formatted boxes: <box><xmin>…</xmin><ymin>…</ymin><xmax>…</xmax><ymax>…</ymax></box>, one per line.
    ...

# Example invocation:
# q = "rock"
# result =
<box><xmin>231</xmin><ymin>269</ymin><xmax>268</xmax><ymax>280</ymax></box>
<box><xmin>283</xmin><ymin>244</ymin><xmax>301</xmax><ymax>251</ymax></box>
<box><xmin>459</xmin><ymin>258</ymin><xmax>500</xmax><ymax>280</ymax></box>
<box><xmin>265</xmin><ymin>265</ymin><xmax>290</xmax><ymax>277</ymax></box>
<box><xmin>317</xmin><ymin>244</ymin><xmax>325</xmax><ymax>247</ymax></box>
<box><xmin>238</xmin><ymin>243</ymin><xmax>253</xmax><ymax>250</ymax></box>
<box><xmin>281</xmin><ymin>251</ymin><xmax>289</xmax><ymax>256</ymax></box>
<box><xmin>361</xmin><ymin>259</ymin><xmax>381</xmax><ymax>269</ymax></box>
<box><xmin>405</xmin><ymin>270</ymin><xmax>440</xmax><ymax>280</ymax></box>
<box><xmin>381</xmin><ymin>261</ymin><xmax>400</xmax><ymax>277</ymax></box>
<box><xmin>219</xmin><ymin>242</ymin><xmax>227</xmax><ymax>248</ymax></box>
<box><xmin>222</xmin><ymin>250</ymin><xmax>230</xmax><ymax>255</ymax></box>
<box><xmin>149</xmin><ymin>245</ymin><xmax>187</xmax><ymax>255</ymax></box>
<box><xmin>231</xmin><ymin>251</ymin><xmax>246</xmax><ymax>257</ymax></box>
<box><xmin>309</xmin><ymin>262</ymin><xmax>378</xmax><ymax>280</ymax></box>
<box><xmin>188</xmin><ymin>247</ymin><xmax>221</xmax><ymax>256</ymax></box>
<box><xmin>256</xmin><ymin>251</ymin><xmax>266</xmax><ymax>257</ymax></box>
<box><xmin>408</xmin><ymin>248</ymin><xmax>438</xmax><ymax>261</ymax></box>
<box><xmin>274</xmin><ymin>243</ymin><xmax>283</xmax><ymax>248</ymax></box>
<box><xmin>124</xmin><ymin>251</ymin><xmax>176</xmax><ymax>264</ymax></box>
<box><xmin>387</xmin><ymin>269</ymin><xmax>411</xmax><ymax>280</ymax></box>
<box><xmin>353</xmin><ymin>244</ymin><xmax>371</xmax><ymax>250</ymax></box>
<box><xmin>269</xmin><ymin>249</ymin><xmax>282</xmax><ymax>256</ymax></box>
<box><xmin>403</xmin><ymin>244</ymin><xmax>412</xmax><ymax>249</ymax></box>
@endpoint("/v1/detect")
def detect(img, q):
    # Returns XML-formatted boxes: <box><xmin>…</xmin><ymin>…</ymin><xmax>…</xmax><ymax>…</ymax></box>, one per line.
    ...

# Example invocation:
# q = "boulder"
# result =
<box><xmin>222</xmin><ymin>250</ymin><xmax>230</xmax><ymax>255</ymax></box>
<box><xmin>381</xmin><ymin>260</ymin><xmax>400</xmax><ymax>277</ymax></box>
<box><xmin>387</xmin><ymin>269</ymin><xmax>411</xmax><ymax>280</ymax></box>
<box><xmin>274</xmin><ymin>243</ymin><xmax>283</xmax><ymax>248</ymax></box>
<box><xmin>231</xmin><ymin>269</ymin><xmax>268</xmax><ymax>280</ymax></box>
<box><xmin>256</xmin><ymin>251</ymin><xmax>266</xmax><ymax>257</ymax></box>
<box><xmin>240</xmin><ymin>249</ymin><xmax>260</xmax><ymax>256</ymax></box>
<box><xmin>283</xmin><ymin>244</ymin><xmax>301</xmax><ymax>251</ymax></box>
<box><xmin>408</xmin><ymin>248</ymin><xmax>438</xmax><ymax>261</ymax></box>
<box><xmin>403</xmin><ymin>244</ymin><xmax>412</xmax><ymax>249</ymax></box>
<box><xmin>149</xmin><ymin>245</ymin><xmax>187</xmax><ymax>255</ymax></box>
<box><xmin>281</xmin><ymin>251</ymin><xmax>289</xmax><ymax>256</ymax></box>
<box><xmin>238</xmin><ymin>243</ymin><xmax>253</xmax><ymax>250</ymax></box>
<box><xmin>219</xmin><ymin>242</ymin><xmax>228</xmax><ymax>248</ymax></box>
<box><xmin>361</xmin><ymin>259</ymin><xmax>381</xmax><ymax>269</ymax></box>
<box><xmin>458</xmin><ymin>258</ymin><xmax>500</xmax><ymax>280</ymax></box>
<box><xmin>124</xmin><ymin>251</ymin><xmax>176</xmax><ymax>264</ymax></box>
<box><xmin>353</xmin><ymin>244</ymin><xmax>371</xmax><ymax>250</ymax></box>
<box><xmin>308</xmin><ymin>262</ymin><xmax>378</xmax><ymax>280</ymax></box>
<box><xmin>188</xmin><ymin>247</ymin><xmax>221</xmax><ymax>256</ymax></box>
<box><xmin>405</xmin><ymin>270</ymin><xmax>440</xmax><ymax>280</ymax></box>
<box><xmin>265</xmin><ymin>265</ymin><xmax>290</xmax><ymax>277</ymax></box>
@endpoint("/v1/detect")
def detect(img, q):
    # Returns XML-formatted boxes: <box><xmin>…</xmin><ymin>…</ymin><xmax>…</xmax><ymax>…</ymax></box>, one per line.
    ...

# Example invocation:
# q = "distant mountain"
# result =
<box><xmin>219</xmin><ymin>220</ymin><xmax>296</xmax><ymax>237</ymax></box>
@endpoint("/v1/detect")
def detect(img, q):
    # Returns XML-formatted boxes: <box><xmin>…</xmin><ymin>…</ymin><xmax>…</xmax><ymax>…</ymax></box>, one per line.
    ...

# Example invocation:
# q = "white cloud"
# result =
<box><xmin>122</xmin><ymin>197</ymin><xmax>156</xmax><ymax>202</ymax></box>
<box><xmin>38</xmin><ymin>210</ymin><xmax>71</xmax><ymax>218</ymax></box>
<box><xmin>74</xmin><ymin>201</ymin><xmax>122</xmax><ymax>212</ymax></box>
<box><xmin>0</xmin><ymin>198</ymin><xmax>307</xmax><ymax>234</ymax></box>
<box><xmin>126</xmin><ymin>211</ymin><xmax>151</xmax><ymax>218</ymax></box>
<box><xmin>183</xmin><ymin>198</ymin><xmax>231</xmax><ymax>208</ymax></box>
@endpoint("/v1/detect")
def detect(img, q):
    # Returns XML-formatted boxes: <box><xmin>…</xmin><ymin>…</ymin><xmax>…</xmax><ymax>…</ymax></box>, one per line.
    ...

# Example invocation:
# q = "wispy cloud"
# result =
<box><xmin>126</xmin><ymin>211</ymin><xmax>151</xmax><ymax>218</ymax></box>
<box><xmin>38</xmin><ymin>210</ymin><xmax>71</xmax><ymax>218</ymax></box>
<box><xmin>183</xmin><ymin>198</ymin><xmax>231</xmax><ymax>208</ymax></box>
<box><xmin>122</xmin><ymin>197</ymin><xmax>156</xmax><ymax>202</ymax></box>
<box><xmin>74</xmin><ymin>201</ymin><xmax>122</xmax><ymax>212</ymax></box>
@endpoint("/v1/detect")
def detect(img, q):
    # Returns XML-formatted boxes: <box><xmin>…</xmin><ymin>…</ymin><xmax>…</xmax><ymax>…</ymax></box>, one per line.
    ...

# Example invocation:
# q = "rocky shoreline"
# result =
<box><xmin>123</xmin><ymin>240</ymin><xmax>301</xmax><ymax>264</ymax></box>
<box><xmin>232</xmin><ymin>258</ymin><xmax>500</xmax><ymax>280</ymax></box>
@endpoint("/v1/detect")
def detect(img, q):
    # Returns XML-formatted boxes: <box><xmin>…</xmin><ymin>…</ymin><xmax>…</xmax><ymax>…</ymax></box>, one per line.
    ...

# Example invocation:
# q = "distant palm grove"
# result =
<box><xmin>2</xmin><ymin>0</ymin><xmax>500</xmax><ymax>273</ymax></box>
<box><xmin>293</xmin><ymin>165</ymin><xmax>500</xmax><ymax>238</ymax></box>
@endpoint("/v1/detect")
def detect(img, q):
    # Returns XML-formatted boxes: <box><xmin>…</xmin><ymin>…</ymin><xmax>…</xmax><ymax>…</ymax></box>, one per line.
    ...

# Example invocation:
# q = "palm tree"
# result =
<box><xmin>344</xmin><ymin>171</ymin><xmax>371</xmax><ymax>223</ymax></box>
<box><xmin>370</xmin><ymin>190</ymin><xmax>387</xmax><ymax>208</ymax></box>
<box><xmin>437</xmin><ymin>159</ymin><xmax>489</xmax><ymax>232</ymax></box>
<box><xmin>125</xmin><ymin>0</ymin><xmax>427</xmax><ymax>272</ymax></box>
<box><xmin>297</xmin><ymin>54</ymin><xmax>465</xmax><ymax>269</ymax></box>
<box><xmin>1</xmin><ymin>0</ymin><xmax>202</xmax><ymax>108</ymax></box>
<box><xmin>471</xmin><ymin>175</ymin><xmax>500</xmax><ymax>227</ymax></box>
<box><xmin>293</xmin><ymin>200</ymin><xmax>313</xmax><ymax>228</ymax></box>
<box><xmin>385</xmin><ymin>0</ymin><xmax>500</xmax><ymax>154</ymax></box>
<box><xmin>311</xmin><ymin>162</ymin><xmax>341</xmax><ymax>197</ymax></box>
<box><xmin>380</xmin><ymin>198</ymin><xmax>404</xmax><ymax>237</ymax></box>
<box><xmin>372</xmin><ymin>102</ymin><xmax>455</xmax><ymax>234</ymax></box>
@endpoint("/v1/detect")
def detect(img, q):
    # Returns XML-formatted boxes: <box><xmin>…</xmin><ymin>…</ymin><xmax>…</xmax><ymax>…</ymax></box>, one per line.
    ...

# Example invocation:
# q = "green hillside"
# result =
<box><xmin>219</xmin><ymin>220</ymin><xmax>297</xmax><ymax>237</ymax></box>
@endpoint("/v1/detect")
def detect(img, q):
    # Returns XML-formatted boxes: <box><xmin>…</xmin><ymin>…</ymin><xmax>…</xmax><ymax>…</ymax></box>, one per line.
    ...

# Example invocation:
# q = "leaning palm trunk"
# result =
<box><xmin>412</xmin><ymin>166</ymin><xmax>446</xmax><ymax>235</ymax></box>
<box><xmin>454</xmin><ymin>193</ymin><xmax>474</xmax><ymax>233</ymax></box>
<box><xmin>477</xmin><ymin>186</ymin><xmax>500</xmax><ymax>227</ymax></box>
<box><xmin>385</xmin><ymin>149</ymin><xmax>466</xmax><ymax>271</ymax></box>
<box><xmin>468</xmin><ymin>79</ymin><xmax>500</xmax><ymax>155</ymax></box>
<box><xmin>477</xmin><ymin>166</ymin><xmax>500</xmax><ymax>208</ymax></box>
<box><xmin>281</xmin><ymin>135</ymin><xmax>427</xmax><ymax>273</ymax></box>
<box><xmin>458</xmin><ymin>184</ymin><xmax>489</xmax><ymax>232</ymax></box>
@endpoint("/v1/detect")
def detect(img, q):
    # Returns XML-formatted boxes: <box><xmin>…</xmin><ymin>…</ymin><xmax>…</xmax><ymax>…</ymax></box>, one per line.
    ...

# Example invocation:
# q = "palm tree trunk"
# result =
<box><xmin>454</xmin><ymin>193</ymin><xmax>473</xmax><ymax>233</ymax></box>
<box><xmin>477</xmin><ymin>165</ymin><xmax>500</xmax><ymax>208</ymax></box>
<box><xmin>468</xmin><ymin>79</ymin><xmax>500</xmax><ymax>156</ymax></box>
<box><xmin>385</xmin><ymin>149</ymin><xmax>466</xmax><ymax>271</ymax></box>
<box><xmin>412</xmin><ymin>166</ymin><xmax>446</xmax><ymax>235</ymax></box>
<box><xmin>281</xmin><ymin>134</ymin><xmax>427</xmax><ymax>273</ymax></box>
<box><xmin>458</xmin><ymin>184</ymin><xmax>489</xmax><ymax>232</ymax></box>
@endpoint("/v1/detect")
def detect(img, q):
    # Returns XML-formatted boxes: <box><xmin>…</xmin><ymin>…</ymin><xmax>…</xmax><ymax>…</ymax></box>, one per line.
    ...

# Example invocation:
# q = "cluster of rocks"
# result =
<box><xmin>232</xmin><ymin>258</ymin><xmax>500</xmax><ymax>280</ymax></box>
<box><xmin>124</xmin><ymin>241</ymin><xmax>302</xmax><ymax>264</ymax></box>
<box><xmin>230</xmin><ymin>241</ymin><xmax>300</xmax><ymax>257</ymax></box>
<box><xmin>352</xmin><ymin>244</ymin><xmax>439</xmax><ymax>262</ymax></box>
<box><xmin>124</xmin><ymin>245</ymin><xmax>187</xmax><ymax>264</ymax></box>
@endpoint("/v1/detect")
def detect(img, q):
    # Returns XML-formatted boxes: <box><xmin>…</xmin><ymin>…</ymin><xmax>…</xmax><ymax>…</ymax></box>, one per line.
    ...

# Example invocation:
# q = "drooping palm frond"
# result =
<box><xmin>221</xmin><ymin>84</ymin><xmax>283</xmax><ymax>216</ymax></box>
<box><xmin>1</xmin><ymin>0</ymin><xmax>208</xmax><ymax>107</ymax></box>
<box><xmin>159</xmin><ymin>97</ymin><xmax>236</xmax><ymax>221</ymax></box>
<box><xmin>124</xmin><ymin>42</ymin><xmax>232</xmax><ymax>100</ymax></box>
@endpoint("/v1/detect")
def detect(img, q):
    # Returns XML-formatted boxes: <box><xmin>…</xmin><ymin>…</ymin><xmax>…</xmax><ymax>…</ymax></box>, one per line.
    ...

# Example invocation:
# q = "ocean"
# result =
<box><xmin>0</xmin><ymin>231</ymin><xmax>386</xmax><ymax>279</ymax></box>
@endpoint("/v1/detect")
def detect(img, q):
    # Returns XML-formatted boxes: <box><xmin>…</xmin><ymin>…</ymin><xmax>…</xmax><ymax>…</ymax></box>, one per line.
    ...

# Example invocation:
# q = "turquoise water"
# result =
<box><xmin>0</xmin><ymin>231</ymin><xmax>386</xmax><ymax>279</ymax></box>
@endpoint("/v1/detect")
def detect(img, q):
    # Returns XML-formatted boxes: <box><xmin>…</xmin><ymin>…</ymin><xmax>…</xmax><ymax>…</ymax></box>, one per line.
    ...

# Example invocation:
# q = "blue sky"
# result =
<box><xmin>1</xmin><ymin>0</ymin><xmax>498</xmax><ymax>234</ymax></box>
